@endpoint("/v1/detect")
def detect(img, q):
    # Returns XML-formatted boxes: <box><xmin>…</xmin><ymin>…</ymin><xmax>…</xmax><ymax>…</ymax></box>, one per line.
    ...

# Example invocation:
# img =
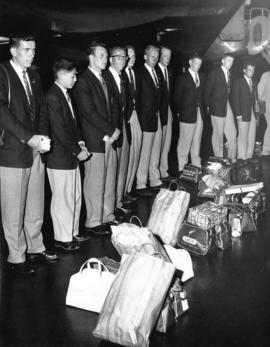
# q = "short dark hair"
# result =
<box><xmin>144</xmin><ymin>45</ymin><xmax>159</xmax><ymax>55</ymax></box>
<box><xmin>109</xmin><ymin>46</ymin><xmax>126</xmax><ymax>57</ymax></box>
<box><xmin>160</xmin><ymin>45</ymin><xmax>171</xmax><ymax>53</ymax></box>
<box><xmin>222</xmin><ymin>53</ymin><xmax>234</xmax><ymax>59</ymax></box>
<box><xmin>86</xmin><ymin>41</ymin><xmax>107</xmax><ymax>56</ymax></box>
<box><xmin>189</xmin><ymin>52</ymin><xmax>202</xmax><ymax>61</ymax></box>
<box><xmin>9</xmin><ymin>35</ymin><xmax>35</xmax><ymax>48</ymax></box>
<box><xmin>53</xmin><ymin>57</ymin><xmax>76</xmax><ymax>78</ymax></box>
<box><xmin>243</xmin><ymin>62</ymin><xmax>255</xmax><ymax>70</ymax></box>
<box><xmin>126</xmin><ymin>45</ymin><xmax>135</xmax><ymax>52</ymax></box>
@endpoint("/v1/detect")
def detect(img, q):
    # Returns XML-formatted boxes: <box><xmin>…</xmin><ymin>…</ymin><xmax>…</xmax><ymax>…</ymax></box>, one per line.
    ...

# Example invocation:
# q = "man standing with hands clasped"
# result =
<box><xmin>0</xmin><ymin>35</ymin><xmax>58</xmax><ymax>275</ymax></box>
<box><xmin>45</xmin><ymin>58</ymin><xmax>91</xmax><ymax>253</ymax></box>
<box><xmin>231</xmin><ymin>62</ymin><xmax>257</xmax><ymax>161</ymax></box>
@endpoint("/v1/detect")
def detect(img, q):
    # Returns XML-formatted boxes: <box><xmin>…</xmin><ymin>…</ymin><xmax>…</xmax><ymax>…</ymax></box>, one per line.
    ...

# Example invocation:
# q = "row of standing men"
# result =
<box><xmin>0</xmin><ymin>36</ymin><xmax>270</xmax><ymax>275</ymax></box>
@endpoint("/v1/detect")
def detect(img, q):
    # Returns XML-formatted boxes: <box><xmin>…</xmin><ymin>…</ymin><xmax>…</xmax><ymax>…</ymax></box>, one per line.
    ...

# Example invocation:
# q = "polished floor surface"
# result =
<box><xmin>1</xmin><ymin>140</ymin><xmax>270</xmax><ymax>346</ymax></box>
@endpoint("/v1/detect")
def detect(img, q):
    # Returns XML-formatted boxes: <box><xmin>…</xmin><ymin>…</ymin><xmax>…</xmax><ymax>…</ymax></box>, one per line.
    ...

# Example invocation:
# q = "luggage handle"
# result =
<box><xmin>79</xmin><ymin>258</ymin><xmax>110</xmax><ymax>276</ymax></box>
<box><xmin>129</xmin><ymin>215</ymin><xmax>143</xmax><ymax>227</ymax></box>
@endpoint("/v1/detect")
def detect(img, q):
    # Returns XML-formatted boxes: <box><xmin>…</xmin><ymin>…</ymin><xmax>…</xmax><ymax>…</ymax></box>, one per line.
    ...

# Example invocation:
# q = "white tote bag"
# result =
<box><xmin>147</xmin><ymin>188</ymin><xmax>190</xmax><ymax>246</ymax></box>
<box><xmin>66</xmin><ymin>258</ymin><xmax>115</xmax><ymax>313</ymax></box>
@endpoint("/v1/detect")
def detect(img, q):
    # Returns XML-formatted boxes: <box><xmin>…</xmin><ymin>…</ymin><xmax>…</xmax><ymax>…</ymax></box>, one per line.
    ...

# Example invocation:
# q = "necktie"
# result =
<box><xmin>248</xmin><ymin>78</ymin><xmax>252</xmax><ymax>92</ymax></box>
<box><xmin>66</xmin><ymin>91</ymin><xmax>75</xmax><ymax>118</ymax></box>
<box><xmin>100</xmin><ymin>73</ymin><xmax>109</xmax><ymax>106</ymax></box>
<box><xmin>22</xmin><ymin>70</ymin><xmax>34</xmax><ymax>119</ymax></box>
<box><xmin>152</xmin><ymin>68</ymin><xmax>159</xmax><ymax>88</ymax></box>
<box><xmin>128</xmin><ymin>67</ymin><xmax>135</xmax><ymax>93</ymax></box>
<box><xmin>119</xmin><ymin>73</ymin><xmax>126</xmax><ymax>109</ymax></box>
<box><xmin>164</xmin><ymin>67</ymin><xmax>169</xmax><ymax>90</ymax></box>
<box><xmin>195</xmin><ymin>72</ymin><xmax>200</xmax><ymax>88</ymax></box>
<box><xmin>227</xmin><ymin>70</ymin><xmax>231</xmax><ymax>94</ymax></box>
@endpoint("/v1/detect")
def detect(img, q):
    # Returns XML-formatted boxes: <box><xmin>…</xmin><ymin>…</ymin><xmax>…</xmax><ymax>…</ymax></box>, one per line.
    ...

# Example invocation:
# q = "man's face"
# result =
<box><xmin>159</xmin><ymin>48</ymin><xmax>171</xmax><ymax>67</ymax></box>
<box><xmin>127</xmin><ymin>48</ymin><xmax>136</xmax><ymax>68</ymax></box>
<box><xmin>189</xmin><ymin>57</ymin><xmax>202</xmax><ymax>72</ymax></box>
<box><xmin>244</xmin><ymin>65</ymin><xmax>255</xmax><ymax>79</ymax></box>
<box><xmin>58</xmin><ymin>68</ymin><xmax>77</xmax><ymax>89</ymax></box>
<box><xmin>144</xmin><ymin>48</ymin><xmax>159</xmax><ymax>68</ymax></box>
<box><xmin>110</xmin><ymin>48</ymin><xmax>127</xmax><ymax>73</ymax></box>
<box><xmin>90</xmin><ymin>46</ymin><xmax>108</xmax><ymax>72</ymax></box>
<box><xmin>11</xmin><ymin>40</ymin><xmax>36</xmax><ymax>70</ymax></box>
<box><xmin>222</xmin><ymin>56</ymin><xmax>234</xmax><ymax>70</ymax></box>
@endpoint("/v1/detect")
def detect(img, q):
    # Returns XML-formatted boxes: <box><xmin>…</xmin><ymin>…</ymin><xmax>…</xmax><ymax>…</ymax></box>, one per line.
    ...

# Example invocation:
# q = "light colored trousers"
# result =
<box><xmin>47</xmin><ymin>167</ymin><xmax>81</xmax><ymax>242</ymax></box>
<box><xmin>262</xmin><ymin>108</ymin><xmax>270</xmax><ymax>155</ymax></box>
<box><xmin>116</xmin><ymin>123</ymin><xmax>130</xmax><ymax>208</ymax></box>
<box><xmin>159</xmin><ymin>106</ymin><xmax>173</xmax><ymax>178</ymax></box>
<box><xmin>0</xmin><ymin>151</ymin><xmax>45</xmax><ymax>263</ymax></box>
<box><xmin>84</xmin><ymin>143</ymin><xmax>117</xmax><ymax>227</ymax></box>
<box><xmin>237</xmin><ymin>112</ymin><xmax>256</xmax><ymax>160</ymax></box>
<box><xmin>125</xmin><ymin>111</ymin><xmax>142</xmax><ymax>194</ymax></box>
<box><xmin>136</xmin><ymin>115</ymin><xmax>162</xmax><ymax>189</ymax></box>
<box><xmin>211</xmin><ymin>102</ymin><xmax>237</xmax><ymax>161</ymax></box>
<box><xmin>177</xmin><ymin>108</ymin><xmax>203</xmax><ymax>171</ymax></box>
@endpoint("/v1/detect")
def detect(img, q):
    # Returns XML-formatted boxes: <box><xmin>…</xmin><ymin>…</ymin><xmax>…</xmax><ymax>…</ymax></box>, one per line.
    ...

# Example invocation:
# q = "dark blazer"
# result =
<box><xmin>204</xmin><ymin>67</ymin><xmax>231</xmax><ymax>117</ymax></box>
<box><xmin>124</xmin><ymin>67</ymin><xmax>138</xmax><ymax>120</ymax></box>
<box><xmin>73</xmin><ymin>68</ymin><xmax>117</xmax><ymax>153</ymax></box>
<box><xmin>0</xmin><ymin>61</ymin><xmax>47</xmax><ymax>168</ymax></box>
<box><xmin>173</xmin><ymin>70</ymin><xmax>205</xmax><ymax>123</ymax></box>
<box><xmin>136</xmin><ymin>65</ymin><xmax>161</xmax><ymax>132</ymax></box>
<box><xmin>103</xmin><ymin>69</ymin><xmax>130</xmax><ymax>146</ymax></box>
<box><xmin>231</xmin><ymin>76</ymin><xmax>257</xmax><ymax>122</ymax></box>
<box><xmin>155</xmin><ymin>64</ymin><xmax>173</xmax><ymax>126</ymax></box>
<box><xmin>45</xmin><ymin>83</ymin><xmax>83</xmax><ymax>170</ymax></box>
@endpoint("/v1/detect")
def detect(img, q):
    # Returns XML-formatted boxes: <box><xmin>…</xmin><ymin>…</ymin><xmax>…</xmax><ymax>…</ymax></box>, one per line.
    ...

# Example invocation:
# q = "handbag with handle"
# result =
<box><xmin>177</xmin><ymin>222</ymin><xmax>216</xmax><ymax>256</ymax></box>
<box><xmin>147</xmin><ymin>185</ymin><xmax>190</xmax><ymax>246</ymax></box>
<box><xmin>225</xmin><ymin>203</ymin><xmax>257</xmax><ymax>233</ymax></box>
<box><xmin>93</xmin><ymin>253</ymin><xmax>175</xmax><ymax>347</ymax></box>
<box><xmin>66</xmin><ymin>258</ymin><xmax>115</xmax><ymax>313</ymax></box>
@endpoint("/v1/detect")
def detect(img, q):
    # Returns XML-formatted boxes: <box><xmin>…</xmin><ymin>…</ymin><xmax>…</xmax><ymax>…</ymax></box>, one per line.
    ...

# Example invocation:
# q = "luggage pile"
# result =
<box><xmin>65</xmin><ymin>156</ymin><xmax>266</xmax><ymax>346</ymax></box>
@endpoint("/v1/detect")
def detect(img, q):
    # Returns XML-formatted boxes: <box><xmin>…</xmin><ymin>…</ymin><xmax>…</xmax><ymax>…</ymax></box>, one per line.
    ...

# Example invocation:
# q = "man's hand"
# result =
<box><xmin>77</xmin><ymin>150</ymin><xmax>89</xmax><ymax>161</ymax></box>
<box><xmin>111</xmin><ymin>128</ymin><xmax>120</xmax><ymax>141</ymax></box>
<box><xmin>237</xmin><ymin>115</ymin><xmax>243</xmax><ymax>122</ymax></box>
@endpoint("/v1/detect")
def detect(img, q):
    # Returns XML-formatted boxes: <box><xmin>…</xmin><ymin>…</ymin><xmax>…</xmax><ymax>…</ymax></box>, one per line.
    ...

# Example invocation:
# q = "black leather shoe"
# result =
<box><xmin>73</xmin><ymin>234</ymin><xmax>90</xmax><ymax>243</ymax></box>
<box><xmin>124</xmin><ymin>193</ymin><xmax>137</xmax><ymax>202</ymax></box>
<box><xmin>8</xmin><ymin>262</ymin><xmax>35</xmax><ymax>275</ymax></box>
<box><xmin>86</xmin><ymin>225</ymin><xmax>111</xmax><ymax>236</ymax></box>
<box><xmin>135</xmin><ymin>188</ymin><xmax>154</xmax><ymax>196</ymax></box>
<box><xmin>150</xmin><ymin>183</ymin><xmax>163</xmax><ymax>189</ymax></box>
<box><xmin>27</xmin><ymin>251</ymin><xmax>59</xmax><ymax>263</ymax></box>
<box><xmin>161</xmin><ymin>176</ymin><xmax>178</xmax><ymax>182</ymax></box>
<box><xmin>54</xmin><ymin>240</ymin><xmax>80</xmax><ymax>252</ymax></box>
<box><xmin>115</xmin><ymin>206</ymin><xmax>132</xmax><ymax>215</ymax></box>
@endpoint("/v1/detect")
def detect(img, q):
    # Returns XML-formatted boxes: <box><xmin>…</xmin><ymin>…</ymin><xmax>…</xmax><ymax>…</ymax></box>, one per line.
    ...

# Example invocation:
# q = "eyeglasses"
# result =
<box><xmin>111</xmin><ymin>55</ymin><xmax>128</xmax><ymax>61</ymax></box>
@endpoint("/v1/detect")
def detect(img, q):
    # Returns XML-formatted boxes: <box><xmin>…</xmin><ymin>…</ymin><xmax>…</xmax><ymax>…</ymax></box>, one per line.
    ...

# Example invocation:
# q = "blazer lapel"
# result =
<box><xmin>144</xmin><ymin>66</ymin><xmax>158</xmax><ymax>90</ymax></box>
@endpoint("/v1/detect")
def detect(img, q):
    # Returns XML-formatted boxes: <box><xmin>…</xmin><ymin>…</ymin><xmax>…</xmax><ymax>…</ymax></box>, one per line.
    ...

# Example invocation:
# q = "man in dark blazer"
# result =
<box><xmin>173</xmin><ymin>53</ymin><xmax>205</xmax><ymax>173</ymax></box>
<box><xmin>156</xmin><ymin>46</ymin><xmax>174</xmax><ymax>180</ymax></box>
<box><xmin>45</xmin><ymin>58</ymin><xmax>90</xmax><ymax>252</ymax></box>
<box><xmin>136</xmin><ymin>45</ymin><xmax>162</xmax><ymax>193</ymax></box>
<box><xmin>124</xmin><ymin>45</ymin><xmax>142</xmax><ymax>198</ymax></box>
<box><xmin>231</xmin><ymin>62</ymin><xmax>257</xmax><ymax>160</ymax></box>
<box><xmin>104</xmin><ymin>46</ymin><xmax>130</xmax><ymax>213</ymax></box>
<box><xmin>0</xmin><ymin>36</ymin><xmax>58</xmax><ymax>275</ymax></box>
<box><xmin>73</xmin><ymin>41</ymin><xmax>120</xmax><ymax>235</ymax></box>
<box><xmin>204</xmin><ymin>53</ymin><xmax>237</xmax><ymax>162</ymax></box>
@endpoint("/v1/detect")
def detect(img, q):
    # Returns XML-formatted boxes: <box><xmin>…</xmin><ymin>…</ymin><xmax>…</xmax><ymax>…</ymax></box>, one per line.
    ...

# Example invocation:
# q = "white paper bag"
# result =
<box><xmin>164</xmin><ymin>245</ymin><xmax>194</xmax><ymax>282</ymax></box>
<box><xmin>66</xmin><ymin>258</ymin><xmax>115</xmax><ymax>313</ymax></box>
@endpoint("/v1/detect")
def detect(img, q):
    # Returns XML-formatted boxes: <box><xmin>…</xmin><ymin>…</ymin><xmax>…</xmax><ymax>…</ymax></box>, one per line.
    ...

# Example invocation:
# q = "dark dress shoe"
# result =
<box><xmin>27</xmin><ymin>251</ymin><xmax>59</xmax><ymax>263</ymax></box>
<box><xmin>86</xmin><ymin>225</ymin><xmax>111</xmax><ymax>236</ymax></box>
<box><xmin>161</xmin><ymin>176</ymin><xmax>178</xmax><ymax>182</ymax></box>
<box><xmin>115</xmin><ymin>206</ymin><xmax>132</xmax><ymax>215</ymax></box>
<box><xmin>135</xmin><ymin>188</ymin><xmax>154</xmax><ymax>196</ymax></box>
<box><xmin>150</xmin><ymin>183</ymin><xmax>163</xmax><ymax>189</ymax></box>
<box><xmin>8</xmin><ymin>262</ymin><xmax>35</xmax><ymax>275</ymax></box>
<box><xmin>73</xmin><ymin>234</ymin><xmax>90</xmax><ymax>243</ymax></box>
<box><xmin>124</xmin><ymin>193</ymin><xmax>137</xmax><ymax>202</ymax></box>
<box><xmin>54</xmin><ymin>240</ymin><xmax>80</xmax><ymax>252</ymax></box>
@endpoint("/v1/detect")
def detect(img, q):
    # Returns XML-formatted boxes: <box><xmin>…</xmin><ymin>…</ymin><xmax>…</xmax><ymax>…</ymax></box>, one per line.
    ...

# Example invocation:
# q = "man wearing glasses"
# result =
<box><xmin>104</xmin><ymin>47</ymin><xmax>131</xmax><ymax>215</ymax></box>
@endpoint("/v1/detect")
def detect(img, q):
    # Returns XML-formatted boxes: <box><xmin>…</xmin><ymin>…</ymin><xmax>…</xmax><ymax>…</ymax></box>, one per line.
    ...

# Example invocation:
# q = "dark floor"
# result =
<box><xmin>1</xmin><ymin>118</ymin><xmax>270</xmax><ymax>347</ymax></box>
